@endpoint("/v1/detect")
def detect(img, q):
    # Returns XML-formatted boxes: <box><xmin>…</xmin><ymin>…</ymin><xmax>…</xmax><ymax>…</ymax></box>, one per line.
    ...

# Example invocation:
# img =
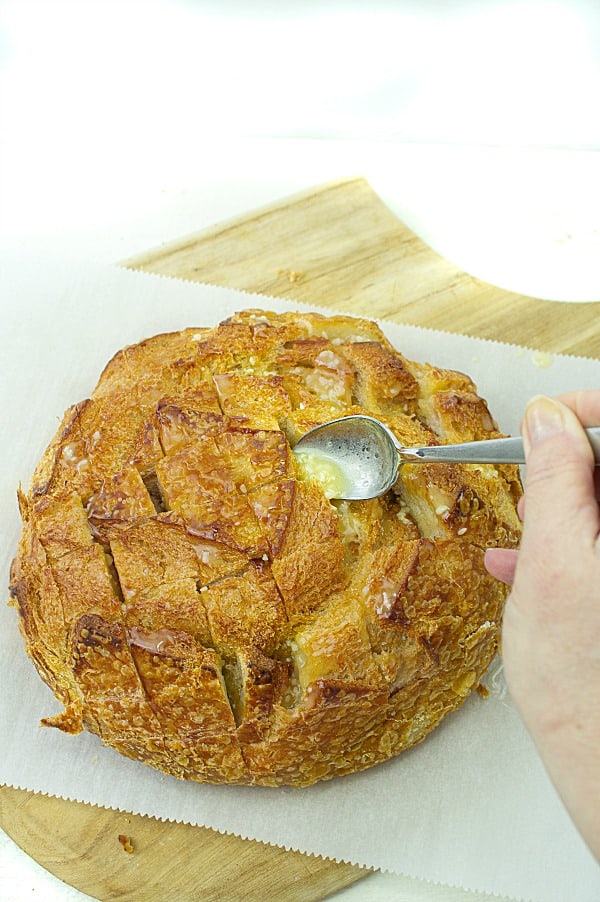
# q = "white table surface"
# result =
<box><xmin>1</xmin><ymin>1</ymin><xmax>599</xmax><ymax>899</ymax></box>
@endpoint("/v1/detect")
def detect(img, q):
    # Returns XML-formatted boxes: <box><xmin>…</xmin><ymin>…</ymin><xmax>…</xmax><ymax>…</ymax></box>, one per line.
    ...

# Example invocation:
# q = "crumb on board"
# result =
<box><xmin>118</xmin><ymin>834</ymin><xmax>134</xmax><ymax>854</ymax></box>
<box><xmin>277</xmin><ymin>268</ymin><xmax>305</xmax><ymax>283</ymax></box>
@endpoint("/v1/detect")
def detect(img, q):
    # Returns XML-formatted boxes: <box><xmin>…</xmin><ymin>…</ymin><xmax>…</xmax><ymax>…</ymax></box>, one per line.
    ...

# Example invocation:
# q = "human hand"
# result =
<box><xmin>485</xmin><ymin>392</ymin><xmax>600</xmax><ymax>861</ymax></box>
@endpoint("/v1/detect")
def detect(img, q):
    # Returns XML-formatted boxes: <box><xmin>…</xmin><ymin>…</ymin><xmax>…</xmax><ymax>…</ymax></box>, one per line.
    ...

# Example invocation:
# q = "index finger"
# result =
<box><xmin>556</xmin><ymin>390</ymin><xmax>600</xmax><ymax>427</ymax></box>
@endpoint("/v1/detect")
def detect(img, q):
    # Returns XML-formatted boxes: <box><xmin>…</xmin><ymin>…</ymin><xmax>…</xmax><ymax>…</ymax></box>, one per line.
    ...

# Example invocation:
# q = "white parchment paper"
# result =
<box><xmin>1</xmin><ymin>252</ymin><xmax>599</xmax><ymax>902</ymax></box>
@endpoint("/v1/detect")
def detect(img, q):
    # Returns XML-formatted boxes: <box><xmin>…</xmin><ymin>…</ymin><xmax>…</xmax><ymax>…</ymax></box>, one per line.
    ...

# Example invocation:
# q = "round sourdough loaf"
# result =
<box><xmin>10</xmin><ymin>309</ymin><xmax>522</xmax><ymax>786</ymax></box>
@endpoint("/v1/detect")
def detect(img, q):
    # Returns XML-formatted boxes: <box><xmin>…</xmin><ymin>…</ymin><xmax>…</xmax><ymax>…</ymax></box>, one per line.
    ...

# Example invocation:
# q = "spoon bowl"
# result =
<box><xmin>293</xmin><ymin>415</ymin><xmax>400</xmax><ymax>500</ymax></box>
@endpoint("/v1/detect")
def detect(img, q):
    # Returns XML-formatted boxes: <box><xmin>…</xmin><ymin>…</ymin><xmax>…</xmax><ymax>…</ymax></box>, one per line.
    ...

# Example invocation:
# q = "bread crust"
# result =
<box><xmin>10</xmin><ymin>309</ymin><xmax>521</xmax><ymax>786</ymax></box>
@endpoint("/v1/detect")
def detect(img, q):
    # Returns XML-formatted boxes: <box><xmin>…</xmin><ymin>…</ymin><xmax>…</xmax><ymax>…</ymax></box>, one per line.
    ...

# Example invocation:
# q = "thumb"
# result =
<box><xmin>521</xmin><ymin>395</ymin><xmax>598</xmax><ymax>542</ymax></box>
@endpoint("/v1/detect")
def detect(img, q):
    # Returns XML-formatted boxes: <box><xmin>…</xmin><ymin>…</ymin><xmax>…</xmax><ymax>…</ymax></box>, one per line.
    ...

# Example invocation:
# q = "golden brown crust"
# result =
<box><xmin>10</xmin><ymin>309</ymin><xmax>521</xmax><ymax>786</ymax></box>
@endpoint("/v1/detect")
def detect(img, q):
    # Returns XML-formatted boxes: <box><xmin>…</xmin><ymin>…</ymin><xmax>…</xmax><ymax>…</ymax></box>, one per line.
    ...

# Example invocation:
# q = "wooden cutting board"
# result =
<box><xmin>1</xmin><ymin>177</ymin><xmax>598</xmax><ymax>902</ymax></box>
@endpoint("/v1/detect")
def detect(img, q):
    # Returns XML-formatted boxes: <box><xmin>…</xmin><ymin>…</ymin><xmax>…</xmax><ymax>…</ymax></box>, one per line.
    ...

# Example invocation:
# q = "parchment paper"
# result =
<box><xmin>1</xmin><ymin>252</ymin><xmax>599</xmax><ymax>902</ymax></box>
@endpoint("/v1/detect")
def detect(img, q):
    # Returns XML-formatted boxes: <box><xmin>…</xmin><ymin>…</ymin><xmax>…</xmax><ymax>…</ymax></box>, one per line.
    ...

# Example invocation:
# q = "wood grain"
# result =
<box><xmin>0</xmin><ymin>787</ymin><xmax>363</xmax><ymax>901</ymax></box>
<box><xmin>2</xmin><ymin>176</ymin><xmax>598</xmax><ymax>902</ymax></box>
<box><xmin>126</xmin><ymin>176</ymin><xmax>600</xmax><ymax>358</ymax></box>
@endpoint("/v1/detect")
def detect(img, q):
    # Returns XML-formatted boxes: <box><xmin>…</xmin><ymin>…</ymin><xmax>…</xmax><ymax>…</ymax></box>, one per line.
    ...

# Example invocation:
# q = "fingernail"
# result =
<box><xmin>523</xmin><ymin>395</ymin><xmax>565</xmax><ymax>454</ymax></box>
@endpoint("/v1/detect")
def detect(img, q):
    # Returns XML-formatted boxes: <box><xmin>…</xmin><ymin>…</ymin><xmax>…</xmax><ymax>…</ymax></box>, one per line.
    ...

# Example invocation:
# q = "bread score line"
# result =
<box><xmin>9</xmin><ymin>309</ymin><xmax>522</xmax><ymax>787</ymax></box>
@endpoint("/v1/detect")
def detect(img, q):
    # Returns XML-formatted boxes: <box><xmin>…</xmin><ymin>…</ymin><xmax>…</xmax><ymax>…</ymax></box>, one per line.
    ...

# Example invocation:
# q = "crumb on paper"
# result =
<box><xmin>118</xmin><ymin>834</ymin><xmax>134</xmax><ymax>854</ymax></box>
<box><xmin>532</xmin><ymin>350</ymin><xmax>553</xmax><ymax>369</ymax></box>
<box><xmin>278</xmin><ymin>268</ymin><xmax>305</xmax><ymax>284</ymax></box>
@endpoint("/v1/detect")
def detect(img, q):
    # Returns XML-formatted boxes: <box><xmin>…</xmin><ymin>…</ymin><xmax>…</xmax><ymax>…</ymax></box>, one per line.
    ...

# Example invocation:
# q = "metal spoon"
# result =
<box><xmin>293</xmin><ymin>414</ymin><xmax>600</xmax><ymax>501</ymax></box>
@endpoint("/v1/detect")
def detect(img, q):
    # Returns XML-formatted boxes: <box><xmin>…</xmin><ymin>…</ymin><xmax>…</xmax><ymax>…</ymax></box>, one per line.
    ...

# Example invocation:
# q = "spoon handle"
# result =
<box><xmin>400</xmin><ymin>426</ymin><xmax>600</xmax><ymax>466</ymax></box>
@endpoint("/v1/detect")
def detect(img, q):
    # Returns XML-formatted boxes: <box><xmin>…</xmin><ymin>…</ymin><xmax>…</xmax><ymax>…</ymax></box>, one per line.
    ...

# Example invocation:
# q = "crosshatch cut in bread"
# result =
<box><xmin>9</xmin><ymin>310</ymin><xmax>522</xmax><ymax>787</ymax></box>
